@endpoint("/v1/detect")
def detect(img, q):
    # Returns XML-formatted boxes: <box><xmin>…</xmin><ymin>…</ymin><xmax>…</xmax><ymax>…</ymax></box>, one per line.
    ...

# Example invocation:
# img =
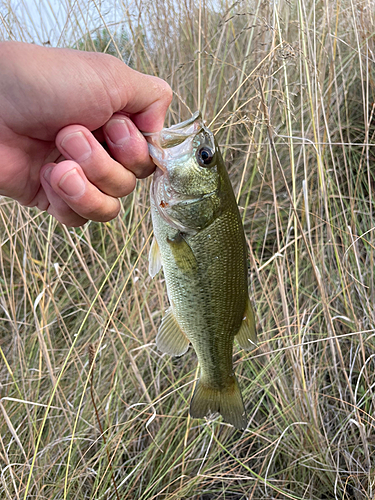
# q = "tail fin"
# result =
<box><xmin>189</xmin><ymin>375</ymin><xmax>247</xmax><ymax>430</ymax></box>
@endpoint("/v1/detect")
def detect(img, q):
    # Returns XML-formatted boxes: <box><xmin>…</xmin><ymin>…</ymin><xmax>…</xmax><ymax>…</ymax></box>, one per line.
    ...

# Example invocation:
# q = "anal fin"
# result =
<box><xmin>156</xmin><ymin>307</ymin><xmax>190</xmax><ymax>356</ymax></box>
<box><xmin>236</xmin><ymin>296</ymin><xmax>257</xmax><ymax>350</ymax></box>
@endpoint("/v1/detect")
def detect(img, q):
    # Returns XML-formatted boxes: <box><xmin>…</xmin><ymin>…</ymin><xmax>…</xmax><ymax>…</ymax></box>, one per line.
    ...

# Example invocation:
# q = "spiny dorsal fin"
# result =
<box><xmin>156</xmin><ymin>307</ymin><xmax>190</xmax><ymax>356</ymax></box>
<box><xmin>149</xmin><ymin>237</ymin><xmax>162</xmax><ymax>278</ymax></box>
<box><xmin>236</xmin><ymin>296</ymin><xmax>257</xmax><ymax>350</ymax></box>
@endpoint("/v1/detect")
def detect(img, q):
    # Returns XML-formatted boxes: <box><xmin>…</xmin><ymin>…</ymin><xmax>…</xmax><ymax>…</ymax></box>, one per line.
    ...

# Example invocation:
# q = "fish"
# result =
<box><xmin>146</xmin><ymin>111</ymin><xmax>256</xmax><ymax>429</ymax></box>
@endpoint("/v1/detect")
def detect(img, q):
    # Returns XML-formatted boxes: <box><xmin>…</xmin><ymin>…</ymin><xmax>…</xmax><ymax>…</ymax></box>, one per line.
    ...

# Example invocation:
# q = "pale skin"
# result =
<box><xmin>0</xmin><ymin>41</ymin><xmax>172</xmax><ymax>226</ymax></box>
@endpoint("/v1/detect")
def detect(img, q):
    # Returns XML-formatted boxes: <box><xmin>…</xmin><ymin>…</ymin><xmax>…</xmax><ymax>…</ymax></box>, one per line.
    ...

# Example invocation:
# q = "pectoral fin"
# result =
<box><xmin>167</xmin><ymin>232</ymin><xmax>197</xmax><ymax>274</ymax></box>
<box><xmin>156</xmin><ymin>307</ymin><xmax>190</xmax><ymax>356</ymax></box>
<box><xmin>149</xmin><ymin>237</ymin><xmax>162</xmax><ymax>278</ymax></box>
<box><xmin>236</xmin><ymin>296</ymin><xmax>257</xmax><ymax>350</ymax></box>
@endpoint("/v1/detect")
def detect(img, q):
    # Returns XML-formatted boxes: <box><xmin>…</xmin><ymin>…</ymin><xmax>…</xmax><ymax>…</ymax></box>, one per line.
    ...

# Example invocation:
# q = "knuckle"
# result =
<box><xmin>119</xmin><ymin>175</ymin><xmax>137</xmax><ymax>194</ymax></box>
<box><xmin>152</xmin><ymin>77</ymin><xmax>173</xmax><ymax>106</ymax></box>
<box><xmin>48</xmin><ymin>204</ymin><xmax>87</xmax><ymax>227</ymax></box>
<box><xmin>89</xmin><ymin>164</ymin><xmax>136</xmax><ymax>197</ymax></box>
<box><xmin>89</xmin><ymin>164</ymin><xmax>110</xmax><ymax>185</ymax></box>
<box><xmin>85</xmin><ymin>198</ymin><xmax>120</xmax><ymax>223</ymax></box>
<box><xmin>163</xmin><ymin>83</ymin><xmax>173</xmax><ymax>105</ymax></box>
<box><xmin>97</xmin><ymin>203</ymin><xmax>120</xmax><ymax>222</ymax></box>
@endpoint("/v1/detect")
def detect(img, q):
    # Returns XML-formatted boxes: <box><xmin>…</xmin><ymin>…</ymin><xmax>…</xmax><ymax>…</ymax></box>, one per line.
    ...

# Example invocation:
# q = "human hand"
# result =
<box><xmin>0</xmin><ymin>41</ymin><xmax>172</xmax><ymax>226</ymax></box>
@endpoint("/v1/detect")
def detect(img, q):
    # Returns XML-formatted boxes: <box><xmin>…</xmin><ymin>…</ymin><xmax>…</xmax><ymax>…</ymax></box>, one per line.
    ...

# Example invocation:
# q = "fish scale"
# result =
<box><xmin>147</xmin><ymin>111</ymin><xmax>257</xmax><ymax>429</ymax></box>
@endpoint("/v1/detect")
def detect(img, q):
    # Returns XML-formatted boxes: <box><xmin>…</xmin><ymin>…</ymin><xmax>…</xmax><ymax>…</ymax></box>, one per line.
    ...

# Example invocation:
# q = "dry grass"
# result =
<box><xmin>0</xmin><ymin>0</ymin><xmax>375</xmax><ymax>498</ymax></box>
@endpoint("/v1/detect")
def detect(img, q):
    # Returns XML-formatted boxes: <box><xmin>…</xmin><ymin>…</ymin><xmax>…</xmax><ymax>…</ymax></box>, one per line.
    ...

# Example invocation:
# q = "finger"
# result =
<box><xmin>1</xmin><ymin>44</ymin><xmax>172</xmax><ymax>138</ymax></box>
<box><xmin>122</xmin><ymin>74</ymin><xmax>173</xmax><ymax>132</ymax></box>
<box><xmin>41</xmin><ymin>164</ymin><xmax>88</xmax><ymax>227</ymax></box>
<box><xmin>24</xmin><ymin>184</ymin><xmax>50</xmax><ymax>211</ymax></box>
<box><xmin>56</xmin><ymin>125</ymin><xmax>138</xmax><ymax>195</ymax></box>
<box><xmin>103</xmin><ymin>114</ymin><xmax>155</xmax><ymax>179</ymax></box>
<box><xmin>100</xmin><ymin>57</ymin><xmax>173</xmax><ymax>132</ymax></box>
<box><xmin>41</xmin><ymin>161</ymin><xmax>121</xmax><ymax>224</ymax></box>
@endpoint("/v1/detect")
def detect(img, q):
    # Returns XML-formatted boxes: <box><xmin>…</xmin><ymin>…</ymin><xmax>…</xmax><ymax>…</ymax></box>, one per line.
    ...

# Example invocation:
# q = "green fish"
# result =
<box><xmin>147</xmin><ymin>111</ymin><xmax>256</xmax><ymax>429</ymax></box>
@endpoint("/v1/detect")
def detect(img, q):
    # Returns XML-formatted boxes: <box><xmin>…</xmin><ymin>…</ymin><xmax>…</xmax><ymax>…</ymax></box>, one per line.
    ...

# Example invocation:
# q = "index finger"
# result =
<box><xmin>121</xmin><ymin>72</ymin><xmax>173</xmax><ymax>132</ymax></box>
<box><xmin>99</xmin><ymin>54</ymin><xmax>173</xmax><ymax>132</ymax></box>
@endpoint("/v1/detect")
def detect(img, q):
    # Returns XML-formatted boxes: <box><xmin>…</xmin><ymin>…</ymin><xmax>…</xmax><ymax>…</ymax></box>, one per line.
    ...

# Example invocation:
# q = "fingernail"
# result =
<box><xmin>58</xmin><ymin>168</ymin><xmax>85</xmax><ymax>197</ymax></box>
<box><xmin>105</xmin><ymin>119</ymin><xmax>130</xmax><ymax>145</ymax></box>
<box><xmin>43</xmin><ymin>166</ymin><xmax>53</xmax><ymax>185</ymax></box>
<box><xmin>61</xmin><ymin>132</ymin><xmax>91</xmax><ymax>162</ymax></box>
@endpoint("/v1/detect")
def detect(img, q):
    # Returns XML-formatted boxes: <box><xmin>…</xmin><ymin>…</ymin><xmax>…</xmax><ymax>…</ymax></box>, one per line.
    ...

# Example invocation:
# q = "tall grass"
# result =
<box><xmin>1</xmin><ymin>0</ymin><xmax>375</xmax><ymax>498</ymax></box>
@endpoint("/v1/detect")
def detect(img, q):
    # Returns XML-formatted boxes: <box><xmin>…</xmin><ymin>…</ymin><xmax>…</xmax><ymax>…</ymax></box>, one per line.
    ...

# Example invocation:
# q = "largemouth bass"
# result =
<box><xmin>147</xmin><ymin>111</ymin><xmax>256</xmax><ymax>429</ymax></box>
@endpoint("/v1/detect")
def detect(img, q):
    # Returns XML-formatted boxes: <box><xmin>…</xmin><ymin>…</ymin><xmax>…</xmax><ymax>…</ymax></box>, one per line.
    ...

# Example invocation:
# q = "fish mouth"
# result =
<box><xmin>158</xmin><ymin>110</ymin><xmax>202</xmax><ymax>148</ymax></box>
<box><xmin>144</xmin><ymin>111</ymin><xmax>208</xmax><ymax>171</ymax></box>
<box><xmin>144</xmin><ymin>111</ymin><xmax>202</xmax><ymax>149</ymax></box>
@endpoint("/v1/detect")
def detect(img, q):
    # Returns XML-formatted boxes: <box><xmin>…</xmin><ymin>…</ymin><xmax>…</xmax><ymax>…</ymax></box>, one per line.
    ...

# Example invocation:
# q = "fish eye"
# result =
<box><xmin>196</xmin><ymin>146</ymin><xmax>214</xmax><ymax>167</ymax></box>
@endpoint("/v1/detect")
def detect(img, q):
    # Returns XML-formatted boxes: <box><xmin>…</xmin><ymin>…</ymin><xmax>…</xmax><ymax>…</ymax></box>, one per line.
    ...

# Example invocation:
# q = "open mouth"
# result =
<box><xmin>144</xmin><ymin>111</ymin><xmax>205</xmax><ymax>171</ymax></box>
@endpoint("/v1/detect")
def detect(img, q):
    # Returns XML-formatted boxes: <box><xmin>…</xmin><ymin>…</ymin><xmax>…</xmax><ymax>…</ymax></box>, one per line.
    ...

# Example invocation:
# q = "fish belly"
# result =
<box><xmin>152</xmin><ymin>199</ymin><xmax>249</xmax><ymax>428</ymax></box>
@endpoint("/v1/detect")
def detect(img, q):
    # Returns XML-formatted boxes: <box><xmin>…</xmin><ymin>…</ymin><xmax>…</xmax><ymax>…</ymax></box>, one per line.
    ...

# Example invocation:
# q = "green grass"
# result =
<box><xmin>1</xmin><ymin>0</ymin><xmax>375</xmax><ymax>498</ymax></box>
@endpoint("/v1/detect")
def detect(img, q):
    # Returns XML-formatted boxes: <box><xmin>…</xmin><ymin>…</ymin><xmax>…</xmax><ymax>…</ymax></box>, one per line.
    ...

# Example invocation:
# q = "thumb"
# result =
<box><xmin>0</xmin><ymin>42</ymin><xmax>172</xmax><ymax>136</ymax></box>
<box><xmin>94</xmin><ymin>53</ymin><xmax>173</xmax><ymax>133</ymax></box>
